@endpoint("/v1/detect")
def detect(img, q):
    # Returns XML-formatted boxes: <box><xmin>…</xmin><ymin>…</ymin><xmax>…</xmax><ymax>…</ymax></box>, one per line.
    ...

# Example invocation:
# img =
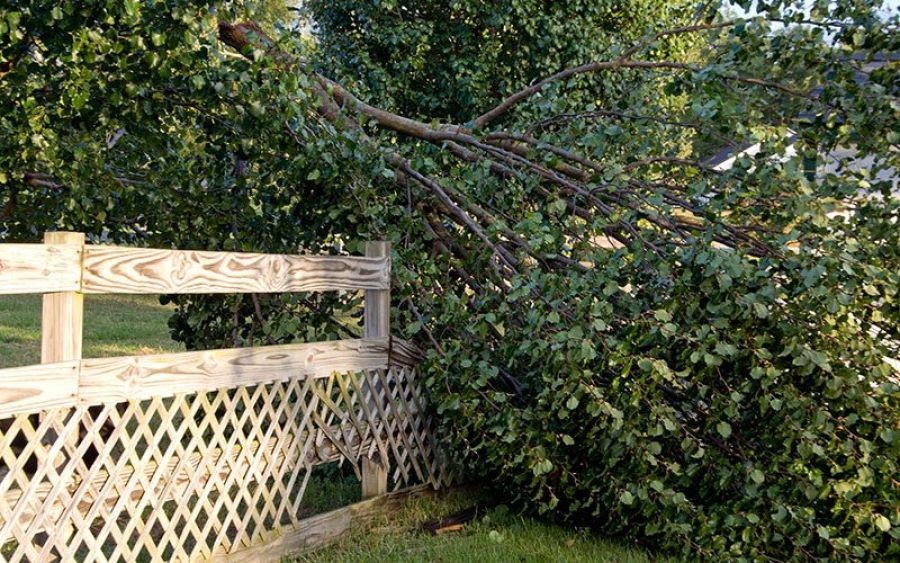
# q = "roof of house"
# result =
<box><xmin>702</xmin><ymin>50</ymin><xmax>896</xmax><ymax>168</ymax></box>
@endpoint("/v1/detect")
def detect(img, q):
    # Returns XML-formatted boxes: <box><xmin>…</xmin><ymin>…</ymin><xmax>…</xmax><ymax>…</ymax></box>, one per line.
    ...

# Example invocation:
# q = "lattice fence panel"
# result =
<box><xmin>0</xmin><ymin>367</ymin><xmax>447</xmax><ymax>562</ymax></box>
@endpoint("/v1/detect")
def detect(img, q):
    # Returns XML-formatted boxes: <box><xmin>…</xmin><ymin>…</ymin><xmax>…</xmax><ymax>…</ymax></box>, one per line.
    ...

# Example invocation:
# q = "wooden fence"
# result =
<box><xmin>0</xmin><ymin>233</ymin><xmax>448</xmax><ymax>562</ymax></box>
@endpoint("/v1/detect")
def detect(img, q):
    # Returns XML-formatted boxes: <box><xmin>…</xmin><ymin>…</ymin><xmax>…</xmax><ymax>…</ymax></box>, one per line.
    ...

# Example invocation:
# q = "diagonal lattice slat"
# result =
<box><xmin>0</xmin><ymin>366</ymin><xmax>448</xmax><ymax>562</ymax></box>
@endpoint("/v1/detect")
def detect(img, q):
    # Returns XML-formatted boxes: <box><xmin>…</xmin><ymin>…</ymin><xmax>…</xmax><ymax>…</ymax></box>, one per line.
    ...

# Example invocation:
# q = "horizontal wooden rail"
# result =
<box><xmin>0</xmin><ymin>244</ymin><xmax>82</xmax><ymax>294</ymax></box>
<box><xmin>0</xmin><ymin>362</ymin><xmax>80</xmax><ymax>416</ymax></box>
<box><xmin>81</xmin><ymin>247</ymin><xmax>390</xmax><ymax>294</ymax></box>
<box><xmin>78</xmin><ymin>338</ymin><xmax>390</xmax><ymax>404</ymax></box>
<box><xmin>0</xmin><ymin>243</ymin><xmax>389</xmax><ymax>295</ymax></box>
<box><xmin>0</xmin><ymin>338</ymin><xmax>422</xmax><ymax>419</ymax></box>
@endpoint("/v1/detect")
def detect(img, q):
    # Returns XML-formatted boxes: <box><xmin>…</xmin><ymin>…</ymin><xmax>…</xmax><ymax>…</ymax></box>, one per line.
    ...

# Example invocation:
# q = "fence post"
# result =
<box><xmin>41</xmin><ymin>232</ymin><xmax>85</xmax><ymax>454</ymax></box>
<box><xmin>42</xmin><ymin>232</ymin><xmax>85</xmax><ymax>364</ymax></box>
<box><xmin>37</xmin><ymin>231</ymin><xmax>84</xmax><ymax>543</ymax></box>
<box><xmin>361</xmin><ymin>241</ymin><xmax>390</xmax><ymax>498</ymax></box>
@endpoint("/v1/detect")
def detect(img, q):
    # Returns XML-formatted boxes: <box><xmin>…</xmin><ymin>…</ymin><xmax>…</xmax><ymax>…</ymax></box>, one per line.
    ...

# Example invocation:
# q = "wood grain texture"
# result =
<box><xmin>390</xmin><ymin>338</ymin><xmax>425</xmax><ymax>368</ymax></box>
<box><xmin>0</xmin><ymin>244</ymin><xmax>82</xmax><ymax>294</ymax></box>
<box><xmin>77</xmin><ymin>338</ymin><xmax>392</xmax><ymax>404</ymax></box>
<box><xmin>0</xmin><ymin>362</ymin><xmax>79</xmax><ymax>418</ymax></box>
<box><xmin>39</xmin><ymin>233</ymin><xmax>86</xmax><ymax>470</ymax></box>
<box><xmin>41</xmin><ymin>232</ymin><xmax>85</xmax><ymax>364</ymax></box>
<box><xmin>362</xmin><ymin>242</ymin><xmax>392</xmax><ymax>497</ymax></box>
<box><xmin>212</xmin><ymin>485</ymin><xmax>439</xmax><ymax>562</ymax></box>
<box><xmin>364</xmin><ymin>242</ymin><xmax>391</xmax><ymax>338</ymax></box>
<box><xmin>0</xmin><ymin>339</ymin><xmax>398</xmax><ymax>417</ymax></box>
<box><xmin>81</xmin><ymin>246</ymin><xmax>389</xmax><ymax>294</ymax></box>
<box><xmin>361</xmin><ymin>458</ymin><xmax>388</xmax><ymax>499</ymax></box>
<box><xmin>0</xmin><ymin>235</ymin><xmax>446</xmax><ymax>562</ymax></box>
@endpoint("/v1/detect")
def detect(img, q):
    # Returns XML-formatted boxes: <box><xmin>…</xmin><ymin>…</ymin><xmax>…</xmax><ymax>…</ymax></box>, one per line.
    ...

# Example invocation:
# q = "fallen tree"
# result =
<box><xmin>1</xmin><ymin>1</ymin><xmax>898</xmax><ymax>559</ymax></box>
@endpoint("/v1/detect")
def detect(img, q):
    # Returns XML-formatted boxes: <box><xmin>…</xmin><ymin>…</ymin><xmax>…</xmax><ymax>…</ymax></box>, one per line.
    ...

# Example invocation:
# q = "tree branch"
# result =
<box><xmin>472</xmin><ymin>60</ymin><xmax>693</xmax><ymax>130</ymax></box>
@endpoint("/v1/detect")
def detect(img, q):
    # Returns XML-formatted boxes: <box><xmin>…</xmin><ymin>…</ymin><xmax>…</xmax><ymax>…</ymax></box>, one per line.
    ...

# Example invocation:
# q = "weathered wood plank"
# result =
<box><xmin>363</xmin><ymin>241</ymin><xmax>391</xmax><ymax>338</ymax></box>
<box><xmin>78</xmin><ymin>338</ymin><xmax>392</xmax><ymax>404</ymax></box>
<box><xmin>212</xmin><ymin>485</ymin><xmax>440</xmax><ymax>562</ymax></box>
<box><xmin>0</xmin><ymin>244</ymin><xmax>82</xmax><ymax>294</ymax></box>
<box><xmin>0</xmin><ymin>339</ymin><xmax>401</xmax><ymax>417</ymax></box>
<box><xmin>361</xmin><ymin>458</ymin><xmax>388</xmax><ymax>499</ymax></box>
<box><xmin>390</xmin><ymin>337</ymin><xmax>425</xmax><ymax>368</ymax></box>
<box><xmin>0</xmin><ymin>362</ymin><xmax>79</xmax><ymax>419</ymax></box>
<box><xmin>362</xmin><ymin>242</ymin><xmax>392</xmax><ymax>498</ymax></box>
<box><xmin>81</xmin><ymin>246</ymin><xmax>390</xmax><ymax>294</ymax></box>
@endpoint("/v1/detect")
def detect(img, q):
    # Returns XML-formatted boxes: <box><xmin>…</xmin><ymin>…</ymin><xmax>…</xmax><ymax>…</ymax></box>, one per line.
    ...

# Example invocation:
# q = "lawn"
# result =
<box><xmin>290</xmin><ymin>487</ymin><xmax>663</xmax><ymax>563</ymax></box>
<box><xmin>0</xmin><ymin>294</ymin><xmax>183</xmax><ymax>368</ymax></box>
<box><xmin>0</xmin><ymin>294</ymin><xmax>662</xmax><ymax>562</ymax></box>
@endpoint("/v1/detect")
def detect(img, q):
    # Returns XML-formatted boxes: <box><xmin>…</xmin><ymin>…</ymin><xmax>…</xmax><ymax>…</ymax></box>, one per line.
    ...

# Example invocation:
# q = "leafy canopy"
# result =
<box><xmin>305</xmin><ymin>0</ymin><xmax>700</xmax><ymax>120</ymax></box>
<box><xmin>1</xmin><ymin>1</ymin><xmax>898</xmax><ymax>560</ymax></box>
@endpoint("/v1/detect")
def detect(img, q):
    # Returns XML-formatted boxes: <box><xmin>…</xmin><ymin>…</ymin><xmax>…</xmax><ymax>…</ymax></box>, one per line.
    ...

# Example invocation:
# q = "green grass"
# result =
<box><xmin>298</xmin><ymin>464</ymin><xmax>363</xmax><ymax>516</ymax></box>
<box><xmin>0</xmin><ymin>294</ymin><xmax>183</xmax><ymax>368</ymax></box>
<box><xmin>289</xmin><ymin>488</ymin><xmax>664</xmax><ymax>563</ymax></box>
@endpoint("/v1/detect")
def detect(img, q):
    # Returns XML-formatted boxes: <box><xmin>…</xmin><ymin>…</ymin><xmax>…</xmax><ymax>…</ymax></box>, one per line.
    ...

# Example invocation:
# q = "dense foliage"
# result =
<box><xmin>2</xmin><ymin>1</ymin><xmax>898</xmax><ymax>560</ymax></box>
<box><xmin>305</xmin><ymin>0</ymin><xmax>700</xmax><ymax>120</ymax></box>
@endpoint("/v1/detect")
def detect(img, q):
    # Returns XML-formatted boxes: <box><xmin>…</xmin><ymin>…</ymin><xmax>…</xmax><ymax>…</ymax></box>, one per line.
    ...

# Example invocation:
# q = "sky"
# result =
<box><xmin>724</xmin><ymin>1</ymin><xmax>898</xmax><ymax>42</ymax></box>
<box><xmin>727</xmin><ymin>0</ymin><xmax>899</xmax><ymax>19</ymax></box>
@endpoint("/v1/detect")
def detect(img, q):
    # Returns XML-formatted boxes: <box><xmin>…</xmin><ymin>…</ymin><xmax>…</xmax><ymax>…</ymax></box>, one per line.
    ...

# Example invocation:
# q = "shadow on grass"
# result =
<box><xmin>287</xmin><ymin>486</ymin><xmax>667</xmax><ymax>563</ymax></box>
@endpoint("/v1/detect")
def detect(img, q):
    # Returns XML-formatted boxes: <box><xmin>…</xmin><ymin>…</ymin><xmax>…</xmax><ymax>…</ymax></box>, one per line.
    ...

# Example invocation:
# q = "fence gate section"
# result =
<box><xmin>0</xmin><ymin>234</ymin><xmax>448</xmax><ymax>562</ymax></box>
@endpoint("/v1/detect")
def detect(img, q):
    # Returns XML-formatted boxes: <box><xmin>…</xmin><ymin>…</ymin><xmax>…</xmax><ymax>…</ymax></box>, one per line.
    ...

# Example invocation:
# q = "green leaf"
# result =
<box><xmin>654</xmin><ymin>309</ymin><xmax>671</xmax><ymax>322</ymax></box>
<box><xmin>716</xmin><ymin>422</ymin><xmax>732</xmax><ymax>439</ymax></box>
<box><xmin>123</xmin><ymin>0</ymin><xmax>139</xmax><ymax>17</ymax></box>
<box><xmin>532</xmin><ymin>459</ymin><xmax>554</xmax><ymax>476</ymax></box>
<box><xmin>714</xmin><ymin>342</ymin><xmax>737</xmax><ymax>357</ymax></box>
<box><xmin>752</xmin><ymin>302</ymin><xmax>768</xmax><ymax>318</ymax></box>
<box><xmin>703</xmin><ymin>353</ymin><xmax>722</xmax><ymax>367</ymax></box>
<box><xmin>580</xmin><ymin>340</ymin><xmax>596</xmax><ymax>360</ymax></box>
